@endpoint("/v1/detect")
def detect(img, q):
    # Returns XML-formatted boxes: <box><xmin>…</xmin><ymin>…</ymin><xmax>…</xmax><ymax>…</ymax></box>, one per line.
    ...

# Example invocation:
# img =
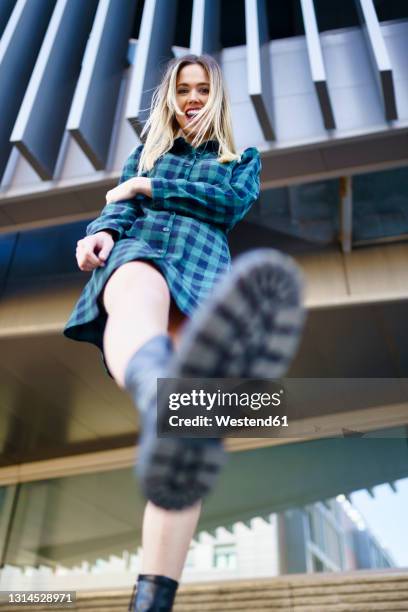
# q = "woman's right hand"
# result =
<box><xmin>76</xmin><ymin>231</ymin><xmax>114</xmax><ymax>271</ymax></box>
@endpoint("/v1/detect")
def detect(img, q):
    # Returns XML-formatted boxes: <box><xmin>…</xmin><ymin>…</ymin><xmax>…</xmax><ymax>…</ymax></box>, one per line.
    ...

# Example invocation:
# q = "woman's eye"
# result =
<box><xmin>177</xmin><ymin>88</ymin><xmax>209</xmax><ymax>94</ymax></box>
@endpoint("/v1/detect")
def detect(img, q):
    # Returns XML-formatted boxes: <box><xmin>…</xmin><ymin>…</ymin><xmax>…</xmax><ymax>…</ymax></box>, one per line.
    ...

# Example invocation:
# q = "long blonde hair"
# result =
<box><xmin>138</xmin><ymin>54</ymin><xmax>239</xmax><ymax>174</ymax></box>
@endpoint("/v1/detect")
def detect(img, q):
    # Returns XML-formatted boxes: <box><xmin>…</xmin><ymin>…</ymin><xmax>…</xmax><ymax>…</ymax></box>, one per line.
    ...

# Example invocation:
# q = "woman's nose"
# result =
<box><xmin>188</xmin><ymin>89</ymin><xmax>200</xmax><ymax>103</ymax></box>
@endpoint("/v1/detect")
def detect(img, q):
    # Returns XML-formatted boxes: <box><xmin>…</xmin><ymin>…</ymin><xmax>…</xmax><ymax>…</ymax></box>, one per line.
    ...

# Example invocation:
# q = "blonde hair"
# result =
<box><xmin>138</xmin><ymin>54</ymin><xmax>240</xmax><ymax>174</ymax></box>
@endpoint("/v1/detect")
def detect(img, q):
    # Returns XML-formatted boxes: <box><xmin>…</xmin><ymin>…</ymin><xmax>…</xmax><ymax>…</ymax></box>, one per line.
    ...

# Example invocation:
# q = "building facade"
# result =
<box><xmin>0</xmin><ymin>496</ymin><xmax>394</xmax><ymax>590</ymax></box>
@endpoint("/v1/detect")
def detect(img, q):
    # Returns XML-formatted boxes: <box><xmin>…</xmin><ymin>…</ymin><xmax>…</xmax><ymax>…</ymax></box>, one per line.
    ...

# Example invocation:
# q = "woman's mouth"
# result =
<box><xmin>185</xmin><ymin>109</ymin><xmax>201</xmax><ymax>123</ymax></box>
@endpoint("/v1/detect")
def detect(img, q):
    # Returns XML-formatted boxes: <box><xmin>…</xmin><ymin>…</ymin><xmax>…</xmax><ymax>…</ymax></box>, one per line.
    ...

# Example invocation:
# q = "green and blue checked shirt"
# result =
<box><xmin>64</xmin><ymin>137</ymin><xmax>261</xmax><ymax>351</ymax></box>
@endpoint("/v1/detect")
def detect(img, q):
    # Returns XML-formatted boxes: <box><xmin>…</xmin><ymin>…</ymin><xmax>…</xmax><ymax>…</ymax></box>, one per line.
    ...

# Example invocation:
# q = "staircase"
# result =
<box><xmin>1</xmin><ymin>570</ymin><xmax>407</xmax><ymax>611</ymax></box>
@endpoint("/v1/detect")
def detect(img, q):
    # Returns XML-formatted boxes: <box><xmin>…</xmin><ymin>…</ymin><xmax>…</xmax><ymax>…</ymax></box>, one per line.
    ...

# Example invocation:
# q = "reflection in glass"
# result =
<box><xmin>0</xmin><ymin>469</ymin><xmax>404</xmax><ymax>590</ymax></box>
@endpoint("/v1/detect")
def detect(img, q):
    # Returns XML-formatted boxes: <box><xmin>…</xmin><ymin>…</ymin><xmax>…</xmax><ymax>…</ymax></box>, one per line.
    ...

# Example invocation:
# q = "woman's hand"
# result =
<box><xmin>76</xmin><ymin>231</ymin><xmax>114</xmax><ymax>271</ymax></box>
<box><xmin>106</xmin><ymin>177</ymin><xmax>152</xmax><ymax>203</ymax></box>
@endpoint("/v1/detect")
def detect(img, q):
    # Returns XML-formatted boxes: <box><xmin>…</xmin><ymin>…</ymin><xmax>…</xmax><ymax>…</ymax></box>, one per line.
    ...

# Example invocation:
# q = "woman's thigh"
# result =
<box><xmin>102</xmin><ymin>260</ymin><xmax>171</xmax><ymax>315</ymax></box>
<box><xmin>168</xmin><ymin>297</ymin><xmax>188</xmax><ymax>346</ymax></box>
<box><xmin>102</xmin><ymin>259</ymin><xmax>188</xmax><ymax>345</ymax></box>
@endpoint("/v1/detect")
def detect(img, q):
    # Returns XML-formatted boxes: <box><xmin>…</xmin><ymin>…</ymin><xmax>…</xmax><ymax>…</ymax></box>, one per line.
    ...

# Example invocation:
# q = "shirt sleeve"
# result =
<box><xmin>150</xmin><ymin>147</ymin><xmax>261</xmax><ymax>231</ymax></box>
<box><xmin>85</xmin><ymin>144</ymin><xmax>144</xmax><ymax>240</ymax></box>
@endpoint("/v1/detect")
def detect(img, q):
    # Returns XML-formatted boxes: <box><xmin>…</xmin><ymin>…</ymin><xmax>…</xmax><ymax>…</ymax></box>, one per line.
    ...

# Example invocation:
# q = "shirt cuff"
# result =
<box><xmin>86</xmin><ymin>221</ymin><xmax>122</xmax><ymax>240</ymax></box>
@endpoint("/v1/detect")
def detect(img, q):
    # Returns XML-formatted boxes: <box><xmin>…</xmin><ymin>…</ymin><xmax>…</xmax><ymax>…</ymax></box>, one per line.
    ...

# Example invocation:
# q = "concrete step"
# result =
<box><xmin>0</xmin><ymin>570</ymin><xmax>407</xmax><ymax>611</ymax></box>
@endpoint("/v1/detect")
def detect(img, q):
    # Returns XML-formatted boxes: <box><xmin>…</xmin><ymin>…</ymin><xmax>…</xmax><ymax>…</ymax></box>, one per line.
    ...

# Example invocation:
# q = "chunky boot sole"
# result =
<box><xmin>137</xmin><ymin>249</ymin><xmax>305</xmax><ymax>510</ymax></box>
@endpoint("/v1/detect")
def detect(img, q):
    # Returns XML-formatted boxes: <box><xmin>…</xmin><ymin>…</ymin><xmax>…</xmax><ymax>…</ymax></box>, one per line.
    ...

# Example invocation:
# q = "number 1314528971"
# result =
<box><xmin>1</xmin><ymin>591</ymin><xmax>76</xmax><ymax>607</ymax></box>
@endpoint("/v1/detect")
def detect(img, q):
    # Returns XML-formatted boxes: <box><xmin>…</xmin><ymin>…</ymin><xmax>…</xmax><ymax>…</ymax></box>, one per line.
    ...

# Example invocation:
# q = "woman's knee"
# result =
<box><xmin>103</xmin><ymin>261</ymin><xmax>170</xmax><ymax>314</ymax></box>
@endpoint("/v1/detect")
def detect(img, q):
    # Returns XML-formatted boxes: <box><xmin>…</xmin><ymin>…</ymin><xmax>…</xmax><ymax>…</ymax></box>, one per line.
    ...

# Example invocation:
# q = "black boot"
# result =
<box><xmin>129</xmin><ymin>574</ymin><xmax>179</xmax><ymax>611</ymax></box>
<box><xmin>127</xmin><ymin>250</ymin><xmax>304</xmax><ymax>511</ymax></box>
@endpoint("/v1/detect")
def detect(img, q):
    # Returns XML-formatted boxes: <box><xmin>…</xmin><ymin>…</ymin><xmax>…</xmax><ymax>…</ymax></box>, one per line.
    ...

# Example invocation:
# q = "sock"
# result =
<box><xmin>130</xmin><ymin>574</ymin><xmax>179</xmax><ymax>612</ymax></box>
<box><xmin>124</xmin><ymin>334</ymin><xmax>174</xmax><ymax>414</ymax></box>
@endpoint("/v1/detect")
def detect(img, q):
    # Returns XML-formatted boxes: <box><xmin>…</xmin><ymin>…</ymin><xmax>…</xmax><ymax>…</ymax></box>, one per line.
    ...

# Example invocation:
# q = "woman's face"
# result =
<box><xmin>175</xmin><ymin>63</ymin><xmax>210</xmax><ymax>143</ymax></box>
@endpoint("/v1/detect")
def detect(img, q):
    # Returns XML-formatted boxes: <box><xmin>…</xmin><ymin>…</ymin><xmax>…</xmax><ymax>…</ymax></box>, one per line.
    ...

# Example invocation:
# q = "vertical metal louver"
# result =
<box><xmin>125</xmin><ymin>0</ymin><xmax>177</xmax><ymax>134</ymax></box>
<box><xmin>299</xmin><ymin>0</ymin><xmax>336</xmax><ymax>129</ymax></box>
<box><xmin>0</xmin><ymin>0</ymin><xmax>57</xmax><ymax>179</ymax></box>
<box><xmin>190</xmin><ymin>0</ymin><xmax>221</xmax><ymax>57</ymax></box>
<box><xmin>10</xmin><ymin>0</ymin><xmax>99</xmax><ymax>179</ymax></box>
<box><xmin>0</xmin><ymin>0</ymin><xmax>405</xmax><ymax>187</ymax></box>
<box><xmin>245</xmin><ymin>0</ymin><xmax>275</xmax><ymax>140</ymax></box>
<box><xmin>355</xmin><ymin>0</ymin><xmax>397</xmax><ymax>120</ymax></box>
<box><xmin>67</xmin><ymin>0</ymin><xmax>137</xmax><ymax>170</ymax></box>
<box><xmin>0</xmin><ymin>0</ymin><xmax>16</xmax><ymax>38</ymax></box>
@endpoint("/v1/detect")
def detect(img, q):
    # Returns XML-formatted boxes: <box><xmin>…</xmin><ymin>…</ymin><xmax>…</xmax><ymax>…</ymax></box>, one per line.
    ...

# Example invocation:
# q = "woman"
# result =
<box><xmin>64</xmin><ymin>54</ymin><xmax>304</xmax><ymax>611</ymax></box>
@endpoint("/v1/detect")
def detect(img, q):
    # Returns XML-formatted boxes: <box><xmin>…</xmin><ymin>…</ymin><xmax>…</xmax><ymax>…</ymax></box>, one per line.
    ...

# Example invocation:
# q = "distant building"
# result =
<box><xmin>279</xmin><ymin>497</ymin><xmax>393</xmax><ymax>574</ymax></box>
<box><xmin>351</xmin><ymin>530</ymin><xmax>393</xmax><ymax>570</ymax></box>
<box><xmin>180</xmin><ymin>497</ymin><xmax>394</xmax><ymax>582</ymax></box>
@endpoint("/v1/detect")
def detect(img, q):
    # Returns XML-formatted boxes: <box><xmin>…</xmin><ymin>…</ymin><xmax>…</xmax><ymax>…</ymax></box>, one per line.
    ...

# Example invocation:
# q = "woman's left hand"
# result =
<box><xmin>106</xmin><ymin>177</ymin><xmax>152</xmax><ymax>203</ymax></box>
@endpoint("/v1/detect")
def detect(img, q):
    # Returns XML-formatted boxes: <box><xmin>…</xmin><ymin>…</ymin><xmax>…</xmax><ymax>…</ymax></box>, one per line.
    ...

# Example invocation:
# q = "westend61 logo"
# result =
<box><xmin>159</xmin><ymin>377</ymin><xmax>408</xmax><ymax>439</ymax></box>
<box><xmin>157</xmin><ymin>378</ymin><xmax>288</xmax><ymax>438</ymax></box>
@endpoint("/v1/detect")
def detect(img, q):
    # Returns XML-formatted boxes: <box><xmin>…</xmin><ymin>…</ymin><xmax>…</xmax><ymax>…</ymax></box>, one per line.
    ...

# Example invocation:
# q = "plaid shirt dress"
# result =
<box><xmin>63</xmin><ymin>137</ymin><xmax>261</xmax><ymax>352</ymax></box>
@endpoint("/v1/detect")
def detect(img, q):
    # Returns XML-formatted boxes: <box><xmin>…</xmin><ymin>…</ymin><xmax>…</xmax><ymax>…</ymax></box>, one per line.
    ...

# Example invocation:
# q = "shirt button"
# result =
<box><xmin>157</xmin><ymin>249</ymin><xmax>164</xmax><ymax>255</ymax></box>
<box><xmin>162</xmin><ymin>227</ymin><xmax>169</xmax><ymax>232</ymax></box>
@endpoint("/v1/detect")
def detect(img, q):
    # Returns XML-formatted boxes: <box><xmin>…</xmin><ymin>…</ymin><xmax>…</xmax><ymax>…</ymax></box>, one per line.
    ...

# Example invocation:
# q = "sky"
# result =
<box><xmin>350</xmin><ymin>477</ymin><xmax>408</xmax><ymax>567</ymax></box>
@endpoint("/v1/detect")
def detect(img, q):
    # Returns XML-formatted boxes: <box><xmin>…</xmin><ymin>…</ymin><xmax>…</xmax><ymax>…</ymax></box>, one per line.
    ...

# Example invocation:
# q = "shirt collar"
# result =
<box><xmin>172</xmin><ymin>136</ymin><xmax>219</xmax><ymax>154</ymax></box>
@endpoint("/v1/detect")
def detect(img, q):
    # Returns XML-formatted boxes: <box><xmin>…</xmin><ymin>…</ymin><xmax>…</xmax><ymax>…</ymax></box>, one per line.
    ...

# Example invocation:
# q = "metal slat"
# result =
<box><xmin>245</xmin><ymin>0</ymin><xmax>275</xmax><ymax>141</ymax></box>
<box><xmin>10</xmin><ymin>0</ymin><xmax>98</xmax><ymax>180</ymax></box>
<box><xmin>0</xmin><ymin>0</ymin><xmax>16</xmax><ymax>38</ymax></box>
<box><xmin>126</xmin><ymin>0</ymin><xmax>177</xmax><ymax>134</ymax></box>
<box><xmin>300</xmin><ymin>0</ymin><xmax>336</xmax><ymax>130</ymax></box>
<box><xmin>355</xmin><ymin>0</ymin><xmax>398</xmax><ymax>121</ymax></box>
<box><xmin>190</xmin><ymin>0</ymin><xmax>220</xmax><ymax>56</ymax></box>
<box><xmin>0</xmin><ymin>0</ymin><xmax>56</xmax><ymax>180</ymax></box>
<box><xmin>67</xmin><ymin>0</ymin><xmax>137</xmax><ymax>170</ymax></box>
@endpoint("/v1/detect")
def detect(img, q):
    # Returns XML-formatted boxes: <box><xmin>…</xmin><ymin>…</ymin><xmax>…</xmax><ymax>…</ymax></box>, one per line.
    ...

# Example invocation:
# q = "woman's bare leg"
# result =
<box><xmin>167</xmin><ymin>296</ymin><xmax>188</xmax><ymax>350</ymax></box>
<box><xmin>141</xmin><ymin>500</ymin><xmax>201</xmax><ymax>581</ymax></box>
<box><xmin>102</xmin><ymin>260</ymin><xmax>200</xmax><ymax>580</ymax></box>
<box><xmin>141</xmin><ymin>301</ymin><xmax>200</xmax><ymax>581</ymax></box>
<box><xmin>102</xmin><ymin>261</ymin><xmax>171</xmax><ymax>387</ymax></box>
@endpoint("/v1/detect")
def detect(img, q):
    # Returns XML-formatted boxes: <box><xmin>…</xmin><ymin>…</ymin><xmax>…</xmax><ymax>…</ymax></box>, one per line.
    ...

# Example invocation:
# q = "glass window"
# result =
<box><xmin>213</xmin><ymin>544</ymin><xmax>237</xmax><ymax>570</ymax></box>
<box><xmin>312</xmin><ymin>554</ymin><xmax>325</xmax><ymax>572</ymax></box>
<box><xmin>0</xmin><ymin>468</ymin><xmax>405</xmax><ymax>590</ymax></box>
<box><xmin>253</xmin><ymin>166</ymin><xmax>408</xmax><ymax>250</ymax></box>
<box><xmin>307</xmin><ymin>510</ymin><xmax>315</xmax><ymax>543</ymax></box>
<box><xmin>353</xmin><ymin>168</ymin><xmax>408</xmax><ymax>245</ymax></box>
<box><xmin>252</xmin><ymin>180</ymin><xmax>340</xmax><ymax>247</ymax></box>
<box><xmin>184</xmin><ymin>547</ymin><xmax>195</xmax><ymax>569</ymax></box>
